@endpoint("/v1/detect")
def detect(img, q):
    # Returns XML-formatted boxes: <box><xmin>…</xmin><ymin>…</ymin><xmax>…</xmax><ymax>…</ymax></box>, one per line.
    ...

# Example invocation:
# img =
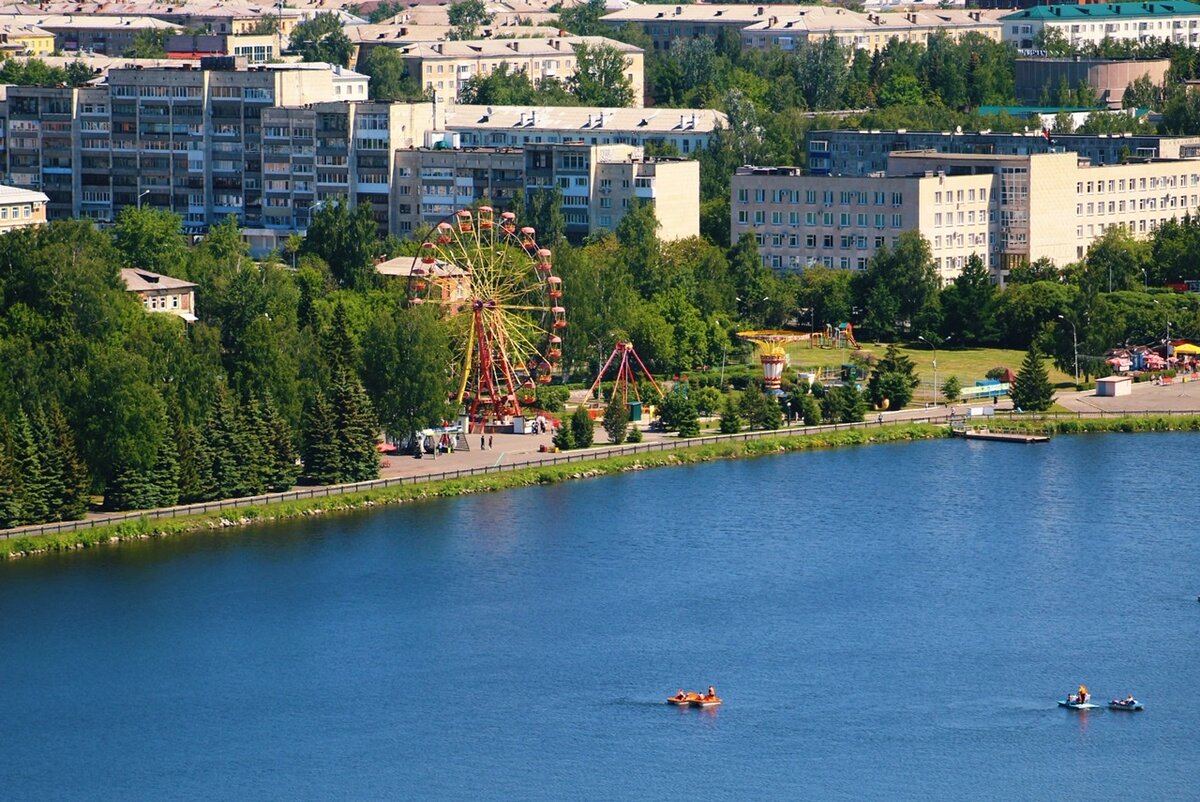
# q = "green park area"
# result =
<box><xmin>781</xmin><ymin>343</ymin><xmax>1076</xmax><ymax>390</ymax></box>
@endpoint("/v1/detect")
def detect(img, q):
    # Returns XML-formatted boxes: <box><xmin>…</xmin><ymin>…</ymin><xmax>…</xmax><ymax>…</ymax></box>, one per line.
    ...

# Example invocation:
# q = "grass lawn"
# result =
<box><xmin>778</xmin><ymin>342</ymin><xmax>1075</xmax><ymax>395</ymax></box>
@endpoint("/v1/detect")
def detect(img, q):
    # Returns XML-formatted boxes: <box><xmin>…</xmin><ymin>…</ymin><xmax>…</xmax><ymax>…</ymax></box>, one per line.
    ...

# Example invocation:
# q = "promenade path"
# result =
<box><xmin>1055</xmin><ymin>374</ymin><xmax>1200</xmax><ymax>414</ymax></box>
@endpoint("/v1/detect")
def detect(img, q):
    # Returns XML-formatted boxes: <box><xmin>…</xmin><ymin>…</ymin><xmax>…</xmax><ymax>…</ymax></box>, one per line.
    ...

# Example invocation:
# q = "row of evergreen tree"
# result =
<box><xmin>0</xmin><ymin>404</ymin><xmax>90</xmax><ymax>529</ymax></box>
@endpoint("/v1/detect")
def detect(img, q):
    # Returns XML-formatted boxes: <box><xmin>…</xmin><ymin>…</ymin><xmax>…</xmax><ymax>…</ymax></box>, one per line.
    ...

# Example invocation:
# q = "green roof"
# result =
<box><xmin>1001</xmin><ymin>1</ymin><xmax>1200</xmax><ymax>21</ymax></box>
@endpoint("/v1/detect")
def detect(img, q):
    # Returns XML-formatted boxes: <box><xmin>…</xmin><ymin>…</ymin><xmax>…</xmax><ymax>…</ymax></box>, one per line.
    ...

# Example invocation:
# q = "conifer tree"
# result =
<box><xmin>602</xmin><ymin>399</ymin><xmax>629</xmax><ymax>445</ymax></box>
<box><xmin>175</xmin><ymin>409</ymin><xmax>215</xmax><ymax>503</ymax></box>
<box><xmin>552</xmin><ymin>420</ymin><xmax>575</xmax><ymax>451</ymax></box>
<box><xmin>47</xmin><ymin>403</ymin><xmax>90</xmax><ymax>520</ymax></box>
<box><xmin>571</xmin><ymin>405</ymin><xmax>595</xmax><ymax>448</ymax></box>
<box><xmin>148</xmin><ymin>417</ymin><xmax>180</xmax><ymax>508</ymax></box>
<box><xmin>330</xmin><ymin>373</ymin><xmax>379</xmax><ymax>481</ymax></box>
<box><xmin>105</xmin><ymin>457</ymin><xmax>160</xmax><ymax>511</ymax></box>
<box><xmin>302</xmin><ymin>391</ymin><xmax>344</xmax><ymax>484</ymax></box>
<box><xmin>30</xmin><ymin>405</ymin><xmax>67</xmax><ymax>520</ymax></box>
<box><xmin>261</xmin><ymin>394</ymin><xmax>299</xmax><ymax>491</ymax></box>
<box><xmin>206</xmin><ymin>383</ymin><xmax>251</xmax><ymax>498</ymax></box>
<box><xmin>11</xmin><ymin>409</ymin><xmax>49</xmax><ymax>523</ymax></box>
<box><xmin>718</xmin><ymin>397</ymin><xmax>743</xmax><ymax>434</ymax></box>
<box><xmin>0</xmin><ymin>422</ymin><xmax>24</xmax><ymax>527</ymax></box>
<box><xmin>867</xmin><ymin>343</ymin><xmax>920</xmax><ymax>411</ymax></box>
<box><xmin>239</xmin><ymin>394</ymin><xmax>274</xmax><ymax>494</ymax></box>
<box><xmin>1011</xmin><ymin>346</ymin><xmax>1054</xmax><ymax>412</ymax></box>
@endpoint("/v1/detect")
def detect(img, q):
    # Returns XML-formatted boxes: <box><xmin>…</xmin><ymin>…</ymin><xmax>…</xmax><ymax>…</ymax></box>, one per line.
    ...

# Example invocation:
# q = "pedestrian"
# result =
<box><xmin>480</xmin><ymin>435</ymin><xmax>485</xmax><ymax>450</ymax></box>
<box><xmin>877</xmin><ymin>412</ymin><xmax>883</xmax><ymax>426</ymax></box>
<box><xmin>488</xmin><ymin>434</ymin><xmax>493</xmax><ymax>449</ymax></box>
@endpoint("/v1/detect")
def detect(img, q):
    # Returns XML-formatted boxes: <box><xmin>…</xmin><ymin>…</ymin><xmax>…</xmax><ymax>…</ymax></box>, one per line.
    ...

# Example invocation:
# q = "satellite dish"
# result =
<box><xmin>487</xmin><ymin>106</ymin><xmax>494</xmax><ymax>115</ymax></box>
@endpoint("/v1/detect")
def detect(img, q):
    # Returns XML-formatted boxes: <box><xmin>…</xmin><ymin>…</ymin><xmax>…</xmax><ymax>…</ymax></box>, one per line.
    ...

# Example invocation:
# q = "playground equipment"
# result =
<box><xmin>813</xmin><ymin>322</ymin><xmax>862</xmax><ymax>350</ymax></box>
<box><xmin>406</xmin><ymin>207</ymin><xmax>566</xmax><ymax>431</ymax></box>
<box><xmin>737</xmin><ymin>330</ymin><xmax>810</xmax><ymax>393</ymax></box>
<box><xmin>588</xmin><ymin>341</ymin><xmax>663</xmax><ymax>421</ymax></box>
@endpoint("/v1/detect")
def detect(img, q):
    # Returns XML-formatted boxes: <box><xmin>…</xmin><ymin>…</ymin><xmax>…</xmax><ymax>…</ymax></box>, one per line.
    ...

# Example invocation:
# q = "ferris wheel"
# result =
<box><xmin>407</xmin><ymin>206</ymin><xmax>566</xmax><ymax>431</ymax></box>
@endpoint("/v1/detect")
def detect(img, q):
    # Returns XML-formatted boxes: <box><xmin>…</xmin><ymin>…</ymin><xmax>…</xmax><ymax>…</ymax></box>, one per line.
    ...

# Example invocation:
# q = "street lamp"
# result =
<box><xmin>1152</xmin><ymin>299</ymin><xmax>1172</xmax><ymax>357</ymax></box>
<box><xmin>918</xmin><ymin>335</ymin><xmax>939</xmax><ymax>408</ymax></box>
<box><xmin>785</xmin><ymin>398</ymin><xmax>792</xmax><ymax>426</ymax></box>
<box><xmin>1057</xmin><ymin>314</ymin><xmax>1079</xmax><ymax>385</ymax></box>
<box><xmin>136</xmin><ymin>189</ymin><xmax>150</xmax><ymax>209</ymax></box>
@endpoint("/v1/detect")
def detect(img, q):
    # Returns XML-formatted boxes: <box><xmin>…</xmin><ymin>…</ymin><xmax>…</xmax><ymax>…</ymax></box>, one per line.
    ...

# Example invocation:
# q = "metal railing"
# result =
<box><xmin>5</xmin><ymin>407</ymin><xmax>1200</xmax><ymax>541</ymax></box>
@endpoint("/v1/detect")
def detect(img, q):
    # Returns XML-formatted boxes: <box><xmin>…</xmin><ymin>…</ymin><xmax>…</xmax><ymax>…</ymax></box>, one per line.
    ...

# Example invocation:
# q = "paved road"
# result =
<box><xmin>1055</xmin><ymin>375</ymin><xmax>1200</xmax><ymax>414</ymax></box>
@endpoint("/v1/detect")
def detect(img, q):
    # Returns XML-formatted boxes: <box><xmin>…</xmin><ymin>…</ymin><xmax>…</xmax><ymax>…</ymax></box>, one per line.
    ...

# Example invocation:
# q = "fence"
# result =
<box><xmin>6</xmin><ymin>407</ymin><xmax>1200</xmax><ymax>541</ymax></box>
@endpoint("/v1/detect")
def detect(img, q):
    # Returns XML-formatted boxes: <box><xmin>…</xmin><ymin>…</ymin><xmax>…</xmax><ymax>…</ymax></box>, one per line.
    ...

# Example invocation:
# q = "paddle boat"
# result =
<box><xmin>1109</xmin><ymin>697</ymin><xmax>1145</xmax><ymax>711</ymax></box>
<box><xmin>1058</xmin><ymin>700</ymin><xmax>1100</xmax><ymax>710</ymax></box>
<box><xmin>667</xmin><ymin>688</ymin><xmax>722</xmax><ymax>707</ymax></box>
<box><xmin>691</xmin><ymin>695</ymin><xmax>722</xmax><ymax>708</ymax></box>
<box><xmin>667</xmin><ymin>691</ymin><xmax>697</xmax><ymax>706</ymax></box>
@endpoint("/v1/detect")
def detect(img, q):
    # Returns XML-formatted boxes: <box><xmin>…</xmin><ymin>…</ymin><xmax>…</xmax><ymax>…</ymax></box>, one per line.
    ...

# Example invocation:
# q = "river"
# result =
<box><xmin>3</xmin><ymin>434</ymin><xmax>1198</xmax><ymax>800</ymax></box>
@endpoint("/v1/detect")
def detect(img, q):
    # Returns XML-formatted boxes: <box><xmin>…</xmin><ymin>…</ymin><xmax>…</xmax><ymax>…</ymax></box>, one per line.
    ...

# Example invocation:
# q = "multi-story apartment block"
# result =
<box><xmin>739</xmin><ymin>8</ymin><xmax>1004</xmax><ymax>53</ymax></box>
<box><xmin>524</xmin><ymin>142</ymin><xmax>699</xmax><ymax>240</ymax></box>
<box><xmin>806</xmin><ymin>129</ymin><xmax>1200</xmax><ymax>176</ymax></box>
<box><xmin>392</xmin><ymin>142</ymin><xmax>699</xmax><ymax>241</ymax></box>
<box><xmin>392</xmin><ymin>147</ymin><xmax>526</xmax><ymax>234</ymax></box>
<box><xmin>0</xmin><ymin>14</ymin><xmax>182</xmax><ymax>55</ymax></box>
<box><xmin>0</xmin><ymin>22</ymin><xmax>55</xmax><ymax>55</ymax></box>
<box><xmin>398</xmin><ymin>36</ymin><xmax>645</xmax><ymax>106</ymax></box>
<box><xmin>1001</xmin><ymin>2</ymin><xmax>1200</xmax><ymax>50</ymax></box>
<box><xmin>0</xmin><ymin>58</ymin><xmax>374</xmax><ymax>241</ymax></box>
<box><xmin>443</xmin><ymin>104</ymin><xmax>724</xmax><ymax>156</ymax></box>
<box><xmin>733</xmin><ymin>150</ymin><xmax>1200</xmax><ymax>281</ymax></box>
<box><xmin>166</xmin><ymin>33</ymin><xmax>281</xmax><ymax>64</ymax></box>
<box><xmin>600</xmin><ymin>3</ymin><xmax>1003</xmax><ymax>53</ymax></box>
<box><xmin>257</xmin><ymin>101</ymin><xmax>433</xmax><ymax>246</ymax></box>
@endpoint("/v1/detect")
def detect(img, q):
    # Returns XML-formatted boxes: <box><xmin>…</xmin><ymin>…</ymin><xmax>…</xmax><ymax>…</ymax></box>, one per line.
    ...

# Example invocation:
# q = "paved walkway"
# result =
<box><xmin>1054</xmin><ymin>377</ymin><xmax>1200</xmax><ymax>414</ymax></box>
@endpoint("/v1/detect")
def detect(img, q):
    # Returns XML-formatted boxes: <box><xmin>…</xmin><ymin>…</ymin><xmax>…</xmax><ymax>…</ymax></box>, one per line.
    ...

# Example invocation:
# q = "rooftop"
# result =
<box><xmin>395</xmin><ymin>35</ymin><xmax>641</xmax><ymax>59</ymax></box>
<box><xmin>442</xmin><ymin>104</ymin><xmax>727</xmax><ymax>133</ymax></box>
<box><xmin>119</xmin><ymin>268</ymin><xmax>197</xmax><ymax>292</ymax></box>
<box><xmin>0</xmin><ymin>13</ymin><xmax>181</xmax><ymax>31</ymax></box>
<box><xmin>0</xmin><ymin>184</ymin><xmax>49</xmax><ymax>204</ymax></box>
<box><xmin>1001</xmin><ymin>1</ymin><xmax>1200</xmax><ymax>21</ymax></box>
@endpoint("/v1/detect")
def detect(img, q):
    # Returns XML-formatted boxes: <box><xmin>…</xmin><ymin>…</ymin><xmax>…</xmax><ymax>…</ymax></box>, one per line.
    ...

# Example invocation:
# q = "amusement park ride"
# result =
<box><xmin>588</xmin><ymin>341</ymin><xmax>663</xmax><ymax>410</ymax></box>
<box><xmin>736</xmin><ymin>330</ymin><xmax>810</xmax><ymax>393</ymax></box>
<box><xmin>406</xmin><ymin>206</ymin><xmax>566</xmax><ymax>432</ymax></box>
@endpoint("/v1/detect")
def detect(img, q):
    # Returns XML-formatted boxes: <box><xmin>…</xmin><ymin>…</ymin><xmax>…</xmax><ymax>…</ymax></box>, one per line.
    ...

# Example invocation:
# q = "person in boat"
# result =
<box><xmin>674</xmin><ymin>690</ymin><xmax>687</xmax><ymax>701</ymax></box>
<box><xmin>1078</xmin><ymin>685</ymin><xmax>1089</xmax><ymax>704</ymax></box>
<box><xmin>707</xmin><ymin>686</ymin><xmax>716</xmax><ymax>700</ymax></box>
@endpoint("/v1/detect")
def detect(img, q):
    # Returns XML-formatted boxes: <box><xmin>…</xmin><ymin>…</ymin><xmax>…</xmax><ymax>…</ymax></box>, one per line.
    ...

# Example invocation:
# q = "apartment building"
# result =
<box><xmin>805</xmin><ymin>129</ymin><xmax>1200</xmax><ymax>176</ymax></box>
<box><xmin>0</xmin><ymin>59</ymin><xmax>372</xmax><ymax>236</ymax></box>
<box><xmin>345</xmin><ymin>23</ymin><xmax>562</xmax><ymax>68</ymax></box>
<box><xmin>0</xmin><ymin>185</ymin><xmax>49</xmax><ymax>231</ymax></box>
<box><xmin>0</xmin><ymin>15</ymin><xmax>182</xmax><ymax>55</ymax></box>
<box><xmin>525</xmin><ymin>142</ymin><xmax>699</xmax><ymax>240</ymax></box>
<box><xmin>391</xmin><ymin>142</ymin><xmax>699</xmax><ymax>240</ymax></box>
<box><xmin>740</xmin><ymin>8</ymin><xmax>1004</xmax><ymax>53</ymax></box>
<box><xmin>20</xmin><ymin>2</ymin><xmax>307</xmax><ymax>38</ymax></box>
<box><xmin>442</xmin><ymin>104</ymin><xmax>724</xmax><ymax>156</ymax></box>
<box><xmin>391</xmin><ymin>147</ymin><xmax>525</xmax><ymax>234</ymax></box>
<box><xmin>0</xmin><ymin>22</ymin><xmax>55</xmax><ymax>55</ymax></box>
<box><xmin>732</xmin><ymin>150</ymin><xmax>1200</xmax><ymax>281</ymax></box>
<box><xmin>599</xmin><ymin>3</ymin><xmax>1003</xmax><ymax>53</ymax></box>
<box><xmin>398</xmin><ymin>36</ymin><xmax>645</xmax><ymax>106</ymax></box>
<box><xmin>1001</xmin><ymin>2</ymin><xmax>1200</xmax><ymax>50</ymax></box>
<box><xmin>165</xmin><ymin>33</ymin><xmax>281</xmax><ymax>64</ymax></box>
<box><xmin>256</xmin><ymin>101</ymin><xmax>434</xmax><ymax>245</ymax></box>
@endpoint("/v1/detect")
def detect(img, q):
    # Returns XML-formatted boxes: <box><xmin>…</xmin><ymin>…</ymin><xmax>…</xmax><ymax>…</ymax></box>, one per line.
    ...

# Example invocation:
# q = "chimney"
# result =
<box><xmin>768</xmin><ymin>15</ymin><xmax>777</xmax><ymax>27</ymax></box>
<box><xmin>755</xmin><ymin>6</ymin><xmax>764</xmax><ymax>16</ymax></box>
<box><xmin>508</xmin><ymin>40</ymin><xmax>519</xmax><ymax>52</ymax></box>
<box><xmin>432</xmin><ymin>42</ymin><xmax>442</xmax><ymax>54</ymax></box>
<box><xmin>674</xmin><ymin>5</ymin><xmax>682</xmax><ymax>15</ymax></box>
<box><xmin>518</xmin><ymin>112</ymin><xmax>526</xmax><ymax>125</ymax></box>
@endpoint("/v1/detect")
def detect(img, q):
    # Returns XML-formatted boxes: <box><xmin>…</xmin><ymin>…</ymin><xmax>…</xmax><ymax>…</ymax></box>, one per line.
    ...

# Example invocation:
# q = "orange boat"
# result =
<box><xmin>666</xmin><ymin>691</ymin><xmax>722</xmax><ymax>707</ymax></box>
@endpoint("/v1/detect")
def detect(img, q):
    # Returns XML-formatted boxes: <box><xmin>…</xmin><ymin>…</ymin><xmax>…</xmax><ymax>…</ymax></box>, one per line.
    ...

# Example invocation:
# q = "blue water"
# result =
<box><xmin>3</xmin><ymin>434</ymin><xmax>1198</xmax><ymax>800</ymax></box>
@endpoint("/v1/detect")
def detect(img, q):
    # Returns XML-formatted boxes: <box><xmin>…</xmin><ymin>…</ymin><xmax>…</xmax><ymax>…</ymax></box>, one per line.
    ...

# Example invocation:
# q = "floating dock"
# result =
<box><xmin>952</xmin><ymin>427</ymin><xmax>1049</xmax><ymax>444</ymax></box>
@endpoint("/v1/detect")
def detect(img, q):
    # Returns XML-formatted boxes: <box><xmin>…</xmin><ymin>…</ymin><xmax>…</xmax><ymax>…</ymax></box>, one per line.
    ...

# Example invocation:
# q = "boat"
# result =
<box><xmin>691</xmin><ymin>696</ymin><xmax>722</xmax><ymax>708</ymax></box>
<box><xmin>1108</xmin><ymin>699</ymin><xmax>1145</xmax><ymax>711</ymax></box>
<box><xmin>667</xmin><ymin>691</ymin><xmax>722</xmax><ymax>707</ymax></box>
<box><xmin>1058</xmin><ymin>700</ymin><xmax>1099</xmax><ymax>710</ymax></box>
<box><xmin>667</xmin><ymin>694</ymin><xmax>693</xmax><ymax>706</ymax></box>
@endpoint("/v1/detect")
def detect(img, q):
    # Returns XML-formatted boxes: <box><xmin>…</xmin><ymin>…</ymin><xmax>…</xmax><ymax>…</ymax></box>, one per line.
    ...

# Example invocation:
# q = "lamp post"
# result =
<box><xmin>786</xmin><ymin>398</ymin><xmax>792</xmax><ymax>426</ymax></box>
<box><xmin>136</xmin><ymin>189</ymin><xmax>150</xmax><ymax>209</ymax></box>
<box><xmin>1057</xmin><ymin>314</ymin><xmax>1079</xmax><ymax>385</ymax></box>
<box><xmin>1152</xmin><ymin>299</ymin><xmax>1171</xmax><ymax>358</ymax></box>
<box><xmin>918</xmin><ymin>335</ymin><xmax>939</xmax><ymax>408</ymax></box>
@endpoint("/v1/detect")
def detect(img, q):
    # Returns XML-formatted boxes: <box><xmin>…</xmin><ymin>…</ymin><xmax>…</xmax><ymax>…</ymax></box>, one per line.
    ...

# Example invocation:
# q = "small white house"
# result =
<box><xmin>1096</xmin><ymin>375</ymin><xmax>1132</xmax><ymax>397</ymax></box>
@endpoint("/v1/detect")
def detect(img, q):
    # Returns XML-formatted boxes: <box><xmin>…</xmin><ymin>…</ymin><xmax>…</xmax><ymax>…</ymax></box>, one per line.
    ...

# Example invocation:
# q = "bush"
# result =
<box><xmin>692</xmin><ymin>386</ymin><xmax>722</xmax><ymax>416</ymax></box>
<box><xmin>602</xmin><ymin>400</ymin><xmax>629</xmax><ymax>445</ymax></box>
<box><xmin>985</xmin><ymin>367</ymin><xmax>1009</xmax><ymax>381</ymax></box>
<box><xmin>625</xmin><ymin>427</ymin><xmax>643</xmax><ymax>443</ymax></box>
<box><xmin>942</xmin><ymin>376</ymin><xmax>961</xmax><ymax>402</ymax></box>
<box><xmin>570</xmin><ymin>405</ymin><xmax>594</xmax><ymax>448</ymax></box>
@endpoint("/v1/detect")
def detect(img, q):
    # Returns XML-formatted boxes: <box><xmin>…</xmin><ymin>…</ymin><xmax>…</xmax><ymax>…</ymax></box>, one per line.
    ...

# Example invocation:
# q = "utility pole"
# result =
<box><xmin>1057</xmin><ymin>314</ymin><xmax>1079</xmax><ymax>385</ymax></box>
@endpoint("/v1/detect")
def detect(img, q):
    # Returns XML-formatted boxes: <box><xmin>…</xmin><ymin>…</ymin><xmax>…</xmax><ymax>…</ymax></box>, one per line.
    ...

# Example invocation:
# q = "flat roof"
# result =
<box><xmin>1002</xmin><ymin>1</ymin><xmax>1200</xmax><ymax>21</ymax></box>
<box><xmin>443</xmin><ymin>104</ymin><xmax>726</xmax><ymax>134</ymax></box>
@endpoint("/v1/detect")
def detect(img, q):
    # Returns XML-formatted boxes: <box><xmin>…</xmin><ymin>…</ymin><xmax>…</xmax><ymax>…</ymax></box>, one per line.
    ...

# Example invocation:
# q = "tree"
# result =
<box><xmin>718</xmin><ymin>397</ymin><xmax>743</xmax><ymax>433</ymax></box>
<box><xmin>856</xmin><ymin>232</ymin><xmax>940</xmax><ymax>340</ymax></box>
<box><xmin>249</xmin><ymin>14</ymin><xmax>280</xmax><ymax>35</ymax></box>
<box><xmin>448</xmin><ymin>0</ymin><xmax>493</xmax><ymax>39</ymax></box>
<box><xmin>302</xmin><ymin>198</ymin><xmax>380</xmax><ymax>289</ymax></box>
<box><xmin>740</xmin><ymin>390</ymin><xmax>783</xmax><ymax>430</ymax></box>
<box><xmin>1007</xmin><ymin>257</ymin><xmax>1060</xmax><ymax>285</ymax></box>
<box><xmin>46</xmin><ymin>403</ymin><xmax>90</xmax><ymax>520</ymax></box>
<box><xmin>570</xmin><ymin>405</ymin><xmax>595</xmax><ymax>448</ymax></box>
<box><xmin>692</xmin><ymin>386</ymin><xmax>722</xmax><ymax>417</ymax></box>
<box><xmin>602</xmin><ymin>399</ymin><xmax>629</xmax><ymax>444</ymax></box>
<box><xmin>615</xmin><ymin>199</ymin><xmax>661</xmax><ymax>295</ymax></box>
<box><xmin>302</xmin><ymin>391</ymin><xmax>343</xmax><ymax>483</ymax></box>
<box><xmin>557</xmin><ymin>0</ymin><xmax>608</xmax><ymax>36</ymax></box>
<box><xmin>1010</xmin><ymin>346</ymin><xmax>1054</xmax><ymax>412</ymax></box>
<box><xmin>524</xmin><ymin>187</ymin><xmax>567</xmax><ymax>246</ymax></box>
<box><xmin>290</xmin><ymin>13</ymin><xmax>353</xmax><ymax>67</ymax></box>
<box><xmin>1079</xmin><ymin>226</ymin><xmax>1150</xmax><ymax>293</ymax></box>
<box><xmin>364</xmin><ymin>47</ymin><xmax>425</xmax><ymax>101</ymax></box>
<box><xmin>363</xmin><ymin>303</ymin><xmax>453</xmax><ymax>447</ymax></box>
<box><xmin>866</xmin><ymin>343</ymin><xmax>920</xmax><ymax>411</ymax></box>
<box><xmin>821</xmin><ymin>384</ymin><xmax>867</xmax><ymax>423</ymax></box>
<box><xmin>111</xmin><ymin>207</ymin><xmax>189</xmax><ymax>276</ymax></box>
<box><xmin>940</xmin><ymin>254</ymin><xmax>997</xmax><ymax>346</ymax></box>
<box><xmin>552</xmin><ymin>420</ymin><xmax>575</xmax><ymax>450</ymax></box>
<box><xmin>124</xmin><ymin>29</ymin><xmax>169</xmax><ymax>58</ymax></box>
<box><xmin>567</xmin><ymin>43</ymin><xmax>635</xmax><ymax>107</ymax></box>
<box><xmin>942</xmin><ymin>376</ymin><xmax>962</xmax><ymax>403</ymax></box>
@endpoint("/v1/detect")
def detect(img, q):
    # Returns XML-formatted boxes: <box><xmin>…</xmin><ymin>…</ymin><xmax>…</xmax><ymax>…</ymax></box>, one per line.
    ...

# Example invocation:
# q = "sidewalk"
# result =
<box><xmin>1054</xmin><ymin>377</ymin><xmax>1200</xmax><ymax>414</ymax></box>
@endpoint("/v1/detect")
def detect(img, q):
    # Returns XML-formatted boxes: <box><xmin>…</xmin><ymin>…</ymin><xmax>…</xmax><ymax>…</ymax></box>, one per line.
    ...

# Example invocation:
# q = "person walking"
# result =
<box><xmin>488</xmin><ymin>434</ymin><xmax>493</xmax><ymax>449</ymax></box>
<box><xmin>480</xmin><ymin>435</ymin><xmax>485</xmax><ymax>450</ymax></box>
